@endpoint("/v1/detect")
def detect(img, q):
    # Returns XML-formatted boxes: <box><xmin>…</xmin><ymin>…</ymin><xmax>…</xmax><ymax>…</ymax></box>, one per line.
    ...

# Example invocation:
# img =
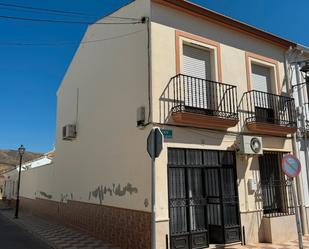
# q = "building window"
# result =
<box><xmin>251</xmin><ymin>63</ymin><xmax>273</xmax><ymax>93</ymax></box>
<box><xmin>259</xmin><ymin>152</ymin><xmax>295</xmax><ymax>217</ymax></box>
<box><xmin>245</xmin><ymin>52</ymin><xmax>281</xmax><ymax>94</ymax></box>
<box><xmin>175</xmin><ymin>30</ymin><xmax>222</xmax><ymax>81</ymax></box>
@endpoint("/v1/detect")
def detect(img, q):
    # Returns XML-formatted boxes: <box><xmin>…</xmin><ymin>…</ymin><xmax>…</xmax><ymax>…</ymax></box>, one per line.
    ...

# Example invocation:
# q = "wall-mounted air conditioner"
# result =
<box><xmin>62</xmin><ymin>124</ymin><xmax>77</xmax><ymax>140</ymax></box>
<box><xmin>239</xmin><ymin>135</ymin><xmax>263</xmax><ymax>155</ymax></box>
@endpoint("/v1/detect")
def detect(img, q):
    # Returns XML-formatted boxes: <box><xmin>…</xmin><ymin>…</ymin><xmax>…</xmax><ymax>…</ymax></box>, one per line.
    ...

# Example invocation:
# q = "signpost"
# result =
<box><xmin>282</xmin><ymin>154</ymin><xmax>303</xmax><ymax>249</ymax></box>
<box><xmin>147</xmin><ymin>128</ymin><xmax>164</xmax><ymax>249</ymax></box>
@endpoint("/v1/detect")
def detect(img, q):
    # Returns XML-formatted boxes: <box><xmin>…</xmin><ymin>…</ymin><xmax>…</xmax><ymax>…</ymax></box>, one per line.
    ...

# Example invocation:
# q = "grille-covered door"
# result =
<box><xmin>169</xmin><ymin>149</ymin><xmax>208</xmax><ymax>249</ymax></box>
<box><xmin>168</xmin><ymin>149</ymin><xmax>240</xmax><ymax>248</ymax></box>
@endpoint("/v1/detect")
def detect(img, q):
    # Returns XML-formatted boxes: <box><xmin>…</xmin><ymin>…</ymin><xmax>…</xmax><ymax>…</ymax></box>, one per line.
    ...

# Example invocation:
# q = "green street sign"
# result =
<box><xmin>160</xmin><ymin>129</ymin><xmax>173</xmax><ymax>139</ymax></box>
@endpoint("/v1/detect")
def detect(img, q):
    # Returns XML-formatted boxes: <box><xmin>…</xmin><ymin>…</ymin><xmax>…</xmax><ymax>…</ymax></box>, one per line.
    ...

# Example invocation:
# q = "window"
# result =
<box><xmin>245</xmin><ymin>52</ymin><xmax>281</xmax><ymax>94</ymax></box>
<box><xmin>182</xmin><ymin>44</ymin><xmax>216</xmax><ymax>110</ymax></box>
<box><xmin>251</xmin><ymin>64</ymin><xmax>272</xmax><ymax>93</ymax></box>
<box><xmin>183</xmin><ymin>44</ymin><xmax>212</xmax><ymax>80</ymax></box>
<box><xmin>259</xmin><ymin>152</ymin><xmax>295</xmax><ymax>217</ymax></box>
<box><xmin>175</xmin><ymin>30</ymin><xmax>222</xmax><ymax>81</ymax></box>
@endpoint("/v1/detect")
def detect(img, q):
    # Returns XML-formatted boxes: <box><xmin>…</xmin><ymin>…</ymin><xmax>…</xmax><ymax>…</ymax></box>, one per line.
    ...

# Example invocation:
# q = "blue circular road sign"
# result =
<box><xmin>282</xmin><ymin>154</ymin><xmax>301</xmax><ymax>178</ymax></box>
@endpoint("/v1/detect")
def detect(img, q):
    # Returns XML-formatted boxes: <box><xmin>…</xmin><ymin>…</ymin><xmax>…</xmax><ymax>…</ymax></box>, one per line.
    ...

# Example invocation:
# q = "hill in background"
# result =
<box><xmin>0</xmin><ymin>150</ymin><xmax>43</xmax><ymax>174</ymax></box>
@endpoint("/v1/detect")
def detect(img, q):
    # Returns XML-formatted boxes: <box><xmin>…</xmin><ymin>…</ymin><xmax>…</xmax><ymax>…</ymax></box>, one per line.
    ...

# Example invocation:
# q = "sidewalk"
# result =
<box><xmin>0</xmin><ymin>204</ymin><xmax>120</xmax><ymax>249</ymax></box>
<box><xmin>1</xmin><ymin>203</ymin><xmax>309</xmax><ymax>249</ymax></box>
<box><xmin>220</xmin><ymin>236</ymin><xmax>309</xmax><ymax>249</ymax></box>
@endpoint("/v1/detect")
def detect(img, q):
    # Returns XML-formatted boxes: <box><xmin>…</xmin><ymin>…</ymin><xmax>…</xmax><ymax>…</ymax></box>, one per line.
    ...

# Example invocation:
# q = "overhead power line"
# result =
<box><xmin>0</xmin><ymin>14</ymin><xmax>143</xmax><ymax>25</ymax></box>
<box><xmin>0</xmin><ymin>2</ymin><xmax>140</xmax><ymax>20</ymax></box>
<box><xmin>0</xmin><ymin>2</ymin><xmax>97</xmax><ymax>17</ymax></box>
<box><xmin>0</xmin><ymin>29</ymin><xmax>145</xmax><ymax>46</ymax></box>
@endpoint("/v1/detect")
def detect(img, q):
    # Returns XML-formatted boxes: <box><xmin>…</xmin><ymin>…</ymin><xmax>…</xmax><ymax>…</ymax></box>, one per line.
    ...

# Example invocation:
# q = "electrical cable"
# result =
<box><xmin>0</xmin><ymin>29</ymin><xmax>145</xmax><ymax>46</ymax></box>
<box><xmin>0</xmin><ymin>2</ymin><xmax>141</xmax><ymax>21</ymax></box>
<box><xmin>0</xmin><ymin>14</ymin><xmax>142</xmax><ymax>25</ymax></box>
<box><xmin>0</xmin><ymin>6</ymin><xmax>140</xmax><ymax>21</ymax></box>
<box><xmin>0</xmin><ymin>2</ymin><xmax>98</xmax><ymax>18</ymax></box>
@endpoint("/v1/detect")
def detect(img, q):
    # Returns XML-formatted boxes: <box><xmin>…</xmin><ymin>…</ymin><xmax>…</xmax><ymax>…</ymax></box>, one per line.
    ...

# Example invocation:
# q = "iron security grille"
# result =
<box><xmin>168</xmin><ymin>149</ymin><xmax>241</xmax><ymax>249</ymax></box>
<box><xmin>169</xmin><ymin>74</ymin><xmax>238</xmax><ymax>120</ymax></box>
<box><xmin>259</xmin><ymin>152</ymin><xmax>295</xmax><ymax>217</ymax></box>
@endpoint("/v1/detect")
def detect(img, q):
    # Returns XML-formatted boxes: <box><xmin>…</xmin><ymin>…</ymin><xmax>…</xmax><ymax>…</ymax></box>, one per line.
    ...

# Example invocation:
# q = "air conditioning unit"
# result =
<box><xmin>62</xmin><ymin>124</ymin><xmax>77</xmax><ymax>140</ymax></box>
<box><xmin>239</xmin><ymin>135</ymin><xmax>263</xmax><ymax>155</ymax></box>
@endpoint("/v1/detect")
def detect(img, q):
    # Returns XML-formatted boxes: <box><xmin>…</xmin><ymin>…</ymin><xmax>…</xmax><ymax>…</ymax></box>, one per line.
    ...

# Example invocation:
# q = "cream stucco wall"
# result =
<box><xmin>2</xmin><ymin>164</ymin><xmax>54</xmax><ymax>201</ymax></box>
<box><xmin>52</xmin><ymin>0</ymin><xmax>153</xmax><ymax>212</ymax></box>
<box><xmin>150</xmin><ymin>2</ymin><xmax>294</xmax><ymax>245</ymax></box>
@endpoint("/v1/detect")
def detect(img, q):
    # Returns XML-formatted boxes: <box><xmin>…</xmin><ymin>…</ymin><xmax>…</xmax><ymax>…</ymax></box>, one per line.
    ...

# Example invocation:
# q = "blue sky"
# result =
<box><xmin>0</xmin><ymin>0</ymin><xmax>307</xmax><ymax>153</ymax></box>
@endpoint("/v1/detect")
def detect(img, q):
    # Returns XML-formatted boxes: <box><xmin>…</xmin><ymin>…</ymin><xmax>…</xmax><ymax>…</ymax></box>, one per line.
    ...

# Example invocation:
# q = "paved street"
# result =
<box><xmin>0</xmin><ymin>212</ymin><xmax>51</xmax><ymax>249</ymax></box>
<box><xmin>1</xmin><ymin>204</ymin><xmax>309</xmax><ymax>249</ymax></box>
<box><xmin>0</xmin><ymin>206</ymin><xmax>119</xmax><ymax>249</ymax></box>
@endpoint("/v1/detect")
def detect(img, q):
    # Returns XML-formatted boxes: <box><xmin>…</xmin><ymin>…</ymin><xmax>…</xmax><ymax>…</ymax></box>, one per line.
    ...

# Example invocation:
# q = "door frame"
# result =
<box><xmin>167</xmin><ymin>148</ymin><xmax>241</xmax><ymax>248</ymax></box>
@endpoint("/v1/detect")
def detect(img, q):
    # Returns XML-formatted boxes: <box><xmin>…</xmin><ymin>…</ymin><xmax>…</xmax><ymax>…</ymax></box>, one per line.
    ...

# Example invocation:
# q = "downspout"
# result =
<box><xmin>146</xmin><ymin>15</ymin><xmax>152</xmax><ymax>124</ymax></box>
<box><xmin>285</xmin><ymin>48</ymin><xmax>308</xmax><ymax>234</ymax></box>
<box><xmin>145</xmin><ymin>11</ymin><xmax>156</xmax><ymax>249</ymax></box>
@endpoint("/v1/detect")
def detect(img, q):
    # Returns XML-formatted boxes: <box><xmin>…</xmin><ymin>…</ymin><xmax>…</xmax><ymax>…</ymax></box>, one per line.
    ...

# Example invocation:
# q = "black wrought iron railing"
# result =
<box><xmin>239</xmin><ymin>90</ymin><xmax>297</xmax><ymax>127</ymax></box>
<box><xmin>169</xmin><ymin>74</ymin><xmax>238</xmax><ymax>120</ymax></box>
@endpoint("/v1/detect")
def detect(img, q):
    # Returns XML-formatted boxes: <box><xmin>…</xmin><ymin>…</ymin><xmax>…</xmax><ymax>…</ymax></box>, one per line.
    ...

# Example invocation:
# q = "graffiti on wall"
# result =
<box><xmin>88</xmin><ymin>183</ymin><xmax>138</xmax><ymax>204</ymax></box>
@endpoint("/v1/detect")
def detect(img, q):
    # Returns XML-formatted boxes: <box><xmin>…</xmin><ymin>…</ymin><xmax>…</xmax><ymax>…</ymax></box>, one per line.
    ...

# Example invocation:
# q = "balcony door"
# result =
<box><xmin>251</xmin><ymin>64</ymin><xmax>275</xmax><ymax>123</ymax></box>
<box><xmin>183</xmin><ymin>45</ymin><xmax>215</xmax><ymax>112</ymax></box>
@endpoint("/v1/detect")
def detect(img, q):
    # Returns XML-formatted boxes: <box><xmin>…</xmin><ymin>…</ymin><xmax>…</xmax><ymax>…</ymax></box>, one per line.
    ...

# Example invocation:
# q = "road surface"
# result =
<box><xmin>0</xmin><ymin>212</ymin><xmax>51</xmax><ymax>249</ymax></box>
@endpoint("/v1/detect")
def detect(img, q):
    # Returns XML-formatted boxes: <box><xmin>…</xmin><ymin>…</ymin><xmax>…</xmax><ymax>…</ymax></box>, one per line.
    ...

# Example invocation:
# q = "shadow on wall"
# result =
<box><xmin>159</xmin><ymin>76</ymin><xmax>176</xmax><ymax>124</ymax></box>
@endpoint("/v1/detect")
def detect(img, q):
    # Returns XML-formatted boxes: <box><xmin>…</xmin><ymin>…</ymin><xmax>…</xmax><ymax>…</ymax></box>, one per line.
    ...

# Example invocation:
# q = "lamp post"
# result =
<box><xmin>14</xmin><ymin>145</ymin><xmax>25</xmax><ymax>219</ymax></box>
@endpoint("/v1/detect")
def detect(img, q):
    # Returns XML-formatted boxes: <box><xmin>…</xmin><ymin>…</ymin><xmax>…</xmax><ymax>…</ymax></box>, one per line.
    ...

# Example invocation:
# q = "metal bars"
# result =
<box><xmin>259</xmin><ymin>152</ymin><xmax>295</xmax><ymax>218</ymax></box>
<box><xmin>170</xmin><ymin>74</ymin><xmax>238</xmax><ymax>120</ymax></box>
<box><xmin>239</xmin><ymin>90</ymin><xmax>297</xmax><ymax>127</ymax></box>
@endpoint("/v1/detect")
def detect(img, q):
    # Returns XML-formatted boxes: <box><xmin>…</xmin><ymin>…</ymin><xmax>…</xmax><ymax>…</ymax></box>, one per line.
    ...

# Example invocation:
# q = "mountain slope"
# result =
<box><xmin>0</xmin><ymin>150</ymin><xmax>43</xmax><ymax>174</ymax></box>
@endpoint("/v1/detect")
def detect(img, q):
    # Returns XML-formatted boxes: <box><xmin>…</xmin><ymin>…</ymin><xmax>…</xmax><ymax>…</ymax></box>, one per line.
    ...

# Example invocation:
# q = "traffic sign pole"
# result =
<box><xmin>147</xmin><ymin>128</ymin><xmax>163</xmax><ymax>249</ymax></box>
<box><xmin>282</xmin><ymin>154</ymin><xmax>303</xmax><ymax>249</ymax></box>
<box><xmin>151</xmin><ymin>156</ymin><xmax>156</xmax><ymax>249</ymax></box>
<box><xmin>290</xmin><ymin>177</ymin><xmax>304</xmax><ymax>249</ymax></box>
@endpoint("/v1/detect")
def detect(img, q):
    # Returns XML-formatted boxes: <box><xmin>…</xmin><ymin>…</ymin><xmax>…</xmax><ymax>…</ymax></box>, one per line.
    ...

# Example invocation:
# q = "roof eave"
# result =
<box><xmin>152</xmin><ymin>0</ymin><xmax>297</xmax><ymax>49</ymax></box>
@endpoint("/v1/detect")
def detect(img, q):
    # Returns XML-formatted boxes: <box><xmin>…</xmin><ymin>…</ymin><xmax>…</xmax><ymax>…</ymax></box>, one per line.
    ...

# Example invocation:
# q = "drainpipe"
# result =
<box><xmin>285</xmin><ymin>49</ymin><xmax>308</xmax><ymax>234</ymax></box>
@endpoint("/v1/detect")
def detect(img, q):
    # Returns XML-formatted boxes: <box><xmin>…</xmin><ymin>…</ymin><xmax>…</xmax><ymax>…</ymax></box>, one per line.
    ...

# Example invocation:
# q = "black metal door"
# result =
<box><xmin>168</xmin><ymin>149</ymin><xmax>240</xmax><ymax>249</ymax></box>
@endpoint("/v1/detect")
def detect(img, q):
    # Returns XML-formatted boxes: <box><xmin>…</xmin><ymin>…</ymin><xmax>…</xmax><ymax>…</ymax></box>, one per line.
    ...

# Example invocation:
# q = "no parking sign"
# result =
<box><xmin>282</xmin><ymin>154</ymin><xmax>301</xmax><ymax>178</ymax></box>
<box><xmin>282</xmin><ymin>154</ymin><xmax>303</xmax><ymax>249</ymax></box>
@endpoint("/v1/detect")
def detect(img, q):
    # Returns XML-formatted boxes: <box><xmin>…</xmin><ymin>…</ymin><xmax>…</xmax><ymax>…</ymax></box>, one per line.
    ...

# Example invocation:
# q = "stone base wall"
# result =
<box><xmin>240</xmin><ymin>210</ymin><xmax>264</xmax><ymax>244</ymax></box>
<box><xmin>261</xmin><ymin>215</ymin><xmax>297</xmax><ymax>243</ymax></box>
<box><xmin>5</xmin><ymin>198</ymin><xmax>151</xmax><ymax>249</ymax></box>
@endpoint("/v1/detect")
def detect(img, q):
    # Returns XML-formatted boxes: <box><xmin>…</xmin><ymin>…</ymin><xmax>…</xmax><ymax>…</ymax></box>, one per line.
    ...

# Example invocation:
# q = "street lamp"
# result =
<box><xmin>300</xmin><ymin>63</ymin><xmax>309</xmax><ymax>82</ymax></box>
<box><xmin>14</xmin><ymin>144</ymin><xmax>25</xmax><ymax>219</ymax></box>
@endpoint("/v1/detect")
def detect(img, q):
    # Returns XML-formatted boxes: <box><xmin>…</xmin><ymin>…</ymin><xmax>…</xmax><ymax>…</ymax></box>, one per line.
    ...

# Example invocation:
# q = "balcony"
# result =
<box><xmin>239</xmin><ymin>90</ymin><xmax>297</xmax><ymax>136</ymax></box>
<box><xmin>166</xmin><ymin>74</ymin><xmax>238</xmax><ymax>129</ymax></box>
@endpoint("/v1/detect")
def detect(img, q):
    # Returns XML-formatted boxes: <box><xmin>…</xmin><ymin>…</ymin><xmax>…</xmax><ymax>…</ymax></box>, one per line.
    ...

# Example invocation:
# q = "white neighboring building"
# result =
<box><xmin>1</xmin><ymin>150</ymin><xmax>54</xmax><ymax>200</ymax></box>
<box><xmin>290</xmin><ymin>46</ymin><xmax>309</xmax><ymax>226</ymax></box>
<box><xmin>21</xmin><ymin>150</ymin><xmax>54</xmax><ymax>170</ymax></box>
